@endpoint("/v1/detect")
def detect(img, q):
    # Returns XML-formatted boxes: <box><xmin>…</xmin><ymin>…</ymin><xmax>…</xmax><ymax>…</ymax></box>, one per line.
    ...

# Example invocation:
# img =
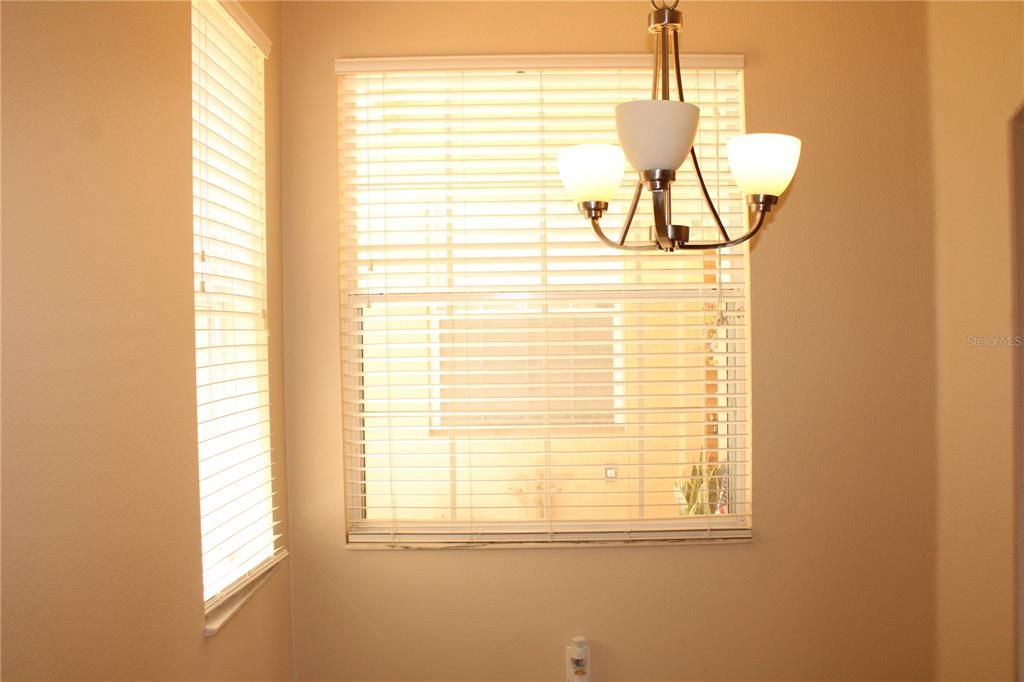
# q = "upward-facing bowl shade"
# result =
<box><xmin>614</xmin><ymin>100</ymin><xmax>700</xmax><ymax>172</ymax></box>
<box><xmin>557</xmin><ymin>144</ymin><xmax>625</xmax><ymax>204</ymax></box>
<box><xmin>726</xmin><ymin>133</ymin><xmax>802</xmax><ymax>197</ymax></box>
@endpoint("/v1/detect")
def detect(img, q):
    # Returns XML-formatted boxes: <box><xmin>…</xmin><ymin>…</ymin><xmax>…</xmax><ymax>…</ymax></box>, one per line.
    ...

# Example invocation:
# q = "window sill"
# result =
<box><xmin>347</xmin><ymin>536</ymin><xmax>753</xmax><ymax>550</ymax></box>
<box><xmin>345</xmin><ymin>525</ymin><xmax>752</xmax><ymax>550</ymax></box>
<box><xmin>203</xmin><ymin>550</ymin><xmax>288</xmax><ymax>637</ymax></box>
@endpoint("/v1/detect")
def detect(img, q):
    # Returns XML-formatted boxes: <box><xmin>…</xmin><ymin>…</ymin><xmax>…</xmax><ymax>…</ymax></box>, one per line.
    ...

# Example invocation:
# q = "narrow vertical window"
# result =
<box><xmin>192</xmin><ymin>0</ymin><xmax>282</xmax><ymax>607</ymax></box>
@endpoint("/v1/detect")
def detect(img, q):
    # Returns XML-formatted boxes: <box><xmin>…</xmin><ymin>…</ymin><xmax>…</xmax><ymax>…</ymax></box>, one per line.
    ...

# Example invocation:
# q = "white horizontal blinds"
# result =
<box><xmin>192</xmin><ymin>0</ymin><xmax>280</xmax><ymax>603</ymax></box>
<box><xmin>338</xmin><ymin>58</ymin><xmax>751</xmax><ymax>543</ymax></box>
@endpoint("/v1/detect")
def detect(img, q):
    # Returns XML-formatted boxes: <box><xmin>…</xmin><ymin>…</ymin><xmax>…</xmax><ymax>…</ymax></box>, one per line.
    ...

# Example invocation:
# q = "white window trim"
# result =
<box><xmin>346</xmin><ymin>521</ymin><xmax>752</xmax><ymax>549</ymax></box>
<box><xmin>192</xmin><ymin>0</ymin><xmax>284</xmax><ymax>629</ymax></box>
<box><xmin>334</xmin><ymin>53</ymin><xmax>743</xmax><ymax>75</ymax></box>
<box><xmin>218</xmin><ymin>0</ymin><xmax>272</xmax><ymax>58</ymax></box>
<box><xmin>203</xmin><ymin>550</ymin><xmax>288</xmax><ymax>636</ymax></box>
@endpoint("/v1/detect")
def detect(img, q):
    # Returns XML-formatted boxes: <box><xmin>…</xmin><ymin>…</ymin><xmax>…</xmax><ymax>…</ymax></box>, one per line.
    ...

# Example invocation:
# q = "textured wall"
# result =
<box><xmin>928</xmin><ymin>3</ymin><xmax>1023</xmax><ymax>680</ymax></box>
<box><xmin>1</xmin><ymin>2</ymin><xmax>292</xmax><ymax>679</ymax></box>
<box><xmin>281</xmin><ymin>3</ymin><xmax>939</xmax><ymax>679</ymax></box>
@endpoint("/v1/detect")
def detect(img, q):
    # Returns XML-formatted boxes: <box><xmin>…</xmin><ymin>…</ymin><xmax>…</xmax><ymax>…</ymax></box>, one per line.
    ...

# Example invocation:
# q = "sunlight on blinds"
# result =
<box><xmin>192</xmin><ymin>0</ymin><xmax>281</xmax><ymax>604</ymax></box>
<box><xmin>337</xmin><ymin>57</ymin><xmax>752</xmax><ymax>544</ymax></box>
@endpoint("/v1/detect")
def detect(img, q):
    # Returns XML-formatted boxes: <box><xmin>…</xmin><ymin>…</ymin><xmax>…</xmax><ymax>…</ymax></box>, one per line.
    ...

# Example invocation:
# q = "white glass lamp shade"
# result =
<box><xmin>557</xmin><ymin>144</ymin><xmax>625</xmax><ymax>204</ymax></box>
<box><xmin>726</xmin><ymin>133</ymin><xmax>802</xmax><ymax>197</ymax></box>
<box><xmin>614</xmin><ymin>100</ymin><xmax>700</xmax><ymax>171</ymax></box>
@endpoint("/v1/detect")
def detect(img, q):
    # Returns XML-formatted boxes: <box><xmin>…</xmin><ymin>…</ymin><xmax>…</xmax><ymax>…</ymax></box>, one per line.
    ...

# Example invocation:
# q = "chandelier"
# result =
<box><xmin>557</xmin><ymin>0</ymin><xmax>802</xmax><ymax>252</ymax></box>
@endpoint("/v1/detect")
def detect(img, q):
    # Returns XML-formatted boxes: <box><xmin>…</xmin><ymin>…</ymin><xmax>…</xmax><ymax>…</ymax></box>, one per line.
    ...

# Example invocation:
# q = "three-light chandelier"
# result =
<box><xmin>557</xmin><ymin>0</ymin><xmax>802</xmax><ymax>252</ymax></box>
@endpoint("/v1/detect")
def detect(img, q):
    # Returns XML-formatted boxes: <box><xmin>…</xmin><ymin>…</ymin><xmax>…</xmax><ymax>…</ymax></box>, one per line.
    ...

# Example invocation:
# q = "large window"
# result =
<box><xmin>192</xmin><ymin>0</ymin><xmax>283</xmax><ymax>608</ymax></box>
<box><xmin>337</xmin><ymin>55</ymin><xmax>752</xmax><ymax>544</ymax></box>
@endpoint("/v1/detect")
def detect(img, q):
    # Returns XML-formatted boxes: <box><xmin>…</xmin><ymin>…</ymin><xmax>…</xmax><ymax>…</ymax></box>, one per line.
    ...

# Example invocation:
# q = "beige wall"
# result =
<box><xmin>928</xmin><ymin>3</ymin><xmax>1023</xmax><ymax>680</ymax></box>
<box><xmin>1</xmin><ymin>2</ymin><xmax>292</xmax><ymax>680</ymax></box>
<box><xmin>2</xmin><ymin>1</ymin><xmax>1018</xmax><ymax>680</ymax></box>
<box><xmin>282</xmin><ymin>3</ymin><xmax>940</xmax><ymax>679</ymax></box>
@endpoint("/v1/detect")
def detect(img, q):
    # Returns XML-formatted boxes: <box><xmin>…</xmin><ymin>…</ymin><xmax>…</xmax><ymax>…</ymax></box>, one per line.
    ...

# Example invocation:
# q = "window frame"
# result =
<box><xmin>336</xmin><ymin>54</ymin><xmax>753</xmax><ymax>548</ymax></box>
<box><xmin>191</xmin><ymin>0</ymin><xmax>286</xmax><ymax>626</ymax></box>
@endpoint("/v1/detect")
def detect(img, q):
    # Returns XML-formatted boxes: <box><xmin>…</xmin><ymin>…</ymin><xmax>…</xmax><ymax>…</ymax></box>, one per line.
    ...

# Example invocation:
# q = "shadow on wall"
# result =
<box><xmin>1015</xmin><ymin>102</ymin><xmax>1024</xmax><ymax>682</ymax></box>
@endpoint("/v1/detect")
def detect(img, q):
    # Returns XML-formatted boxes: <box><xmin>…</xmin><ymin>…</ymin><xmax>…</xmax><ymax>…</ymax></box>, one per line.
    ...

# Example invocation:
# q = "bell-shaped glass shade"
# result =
<box><xmin>557</xmin><ymin>144</ymin><xmax>625</xmax><ymax>203</ymax></box>
<box><xmin>726</xmin><ymin>133</ymin><xmax>802</xmax><ymax>197</ymax></box>
<box><xmin>615</xmin><ymin>100</ymin><xmax>700</xmax><ymax>171</ymax></box>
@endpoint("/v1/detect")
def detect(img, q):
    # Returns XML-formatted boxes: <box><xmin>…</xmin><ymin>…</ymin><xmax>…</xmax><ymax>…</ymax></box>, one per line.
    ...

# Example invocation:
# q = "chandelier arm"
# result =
<box><xmin>590</xmin><ymin>218</ymin><xmax>659</xmax><ymax>251</ymax></box>
<box><xmin>616</xmin><ymin>180</ymin><xmax>645</xmax><ymax>246</ymax></box>
<box><xmin>690</xmin><ymin>149</ymin><xmax>732</xmax><ymax>241</ymax></box>
<box><xmin>674</xmin><ymin>210</ymin><xmax>767</xmax><ymax>250</ymax></box>
<box><xmin>671</xmin><ymin>30</ymin><xmax>732</xmax><ymax>243</ymax></box>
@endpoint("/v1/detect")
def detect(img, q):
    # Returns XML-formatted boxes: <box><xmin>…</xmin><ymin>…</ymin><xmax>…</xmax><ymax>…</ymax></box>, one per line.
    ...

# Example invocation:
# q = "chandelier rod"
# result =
<box><xmin>672</xmin><ymin>29</ymin><xmax>732</xmax><ymax>242</ymax></box>
<box><xmin>661</xmin><ymin>24</ymin><xmax>670</xmax><ymax>99</ymax></box>
<box><xmin>651</xmin><ymin>31</ymin><xmax>660</xmax><ymax>99</ymax></box>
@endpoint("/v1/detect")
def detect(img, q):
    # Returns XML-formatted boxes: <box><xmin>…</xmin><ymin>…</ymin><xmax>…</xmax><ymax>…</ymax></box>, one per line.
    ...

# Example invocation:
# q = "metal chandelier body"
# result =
<box><xmin>557</xmin><ymin>0</ymin><xmax>802</xmax><ymax>252</ymax></box>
